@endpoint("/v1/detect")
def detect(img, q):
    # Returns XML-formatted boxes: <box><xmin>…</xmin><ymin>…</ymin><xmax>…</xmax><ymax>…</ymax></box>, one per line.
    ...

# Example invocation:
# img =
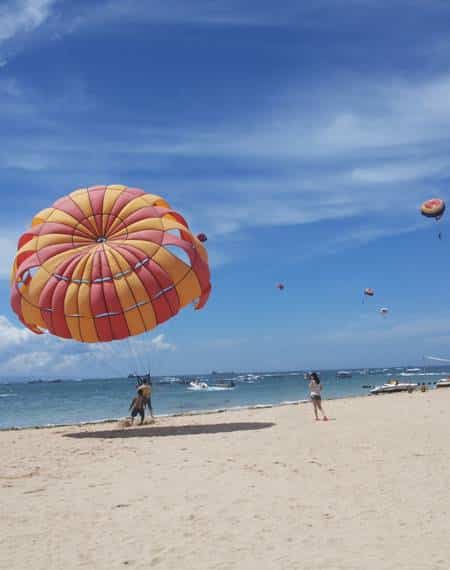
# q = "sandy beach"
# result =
<box><xmin>1</xmin><ymin>390</ymin><xmax>450</xmax><ymax>570</ymax></box>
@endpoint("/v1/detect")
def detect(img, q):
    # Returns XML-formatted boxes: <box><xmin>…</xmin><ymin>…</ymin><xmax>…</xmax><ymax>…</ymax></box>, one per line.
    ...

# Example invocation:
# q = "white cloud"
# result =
<box><xmin>0</xmin><ymin>0</ymin><xmax>56</xmax><ymax>44</ymax></box>
<box><xmin>3</xmin><ymin>351</ymin><xmax>49</xmax><ymax>373</ymax></box>
<box><xmin>0</xmin><ymin>234</ymin><xmax>21</xmax><ymax>278</ymax></box>
<box><xmin>0</xmin><ymin>310</ymin><xmax>177</xmax><ymax>376</ymax></box>
<box><xmin>150</xmin><ymin>334</ymin><xmax>175</xmax><ymax>352</ymax></box>
<box><xmin>351</xmin><ymin>158</ymin><xmax>450</xmax><ymax>184</ymax></box>
<box><xmin>2</xmin><ymin>69</ymin><xmax>450</xmax><ymax>268</ymax></box>
<box><xmin>314</xmin><ymin>314</ymin><xmax>450</xmax><ymax>345</ymax></box>
<box><xmin>0</xmin><ymin>315</ymin><xmax>32</xmax><ymax>348</ymax></box>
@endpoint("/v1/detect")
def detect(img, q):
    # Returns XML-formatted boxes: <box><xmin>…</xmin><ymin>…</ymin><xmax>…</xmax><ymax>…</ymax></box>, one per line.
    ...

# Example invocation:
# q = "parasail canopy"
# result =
<box><xmin>379</xmin><ymin>307</ymin><xmax>389</xmax><ymax>316</ymax></box>
<box><xmin>10</xmin><ymin>185</ymin><xmax>211</xmax><ymax>343</ymax></box>
<box><xmin>277</xmin><ymin>283</ymin><xmax>285</xmax><ymax>291</ymax></box>
<box><xmin>420</xmin><ymin>198</ymin><xmax>446</xmax><ymax>220</ymax></box>
<box><xmin>364</xmin><ymin>287</ymin><xmax>374</xmax><ymax>297</ymax></box>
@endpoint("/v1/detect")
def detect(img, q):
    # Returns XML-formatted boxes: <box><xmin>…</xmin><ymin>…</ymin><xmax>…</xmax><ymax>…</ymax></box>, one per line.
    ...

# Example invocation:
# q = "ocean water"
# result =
<box><xmin>0</xmin><ymin>367</ymin><xmax>448</xmax><ymax>429</ymax></box>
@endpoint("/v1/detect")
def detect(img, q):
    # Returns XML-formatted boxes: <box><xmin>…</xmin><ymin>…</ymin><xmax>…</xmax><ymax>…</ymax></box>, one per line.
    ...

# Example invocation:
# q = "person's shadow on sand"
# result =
<box><xmin>65</xmin><ymin>421</ymin><xmax>275</xmax><ymax>439</ymax></box>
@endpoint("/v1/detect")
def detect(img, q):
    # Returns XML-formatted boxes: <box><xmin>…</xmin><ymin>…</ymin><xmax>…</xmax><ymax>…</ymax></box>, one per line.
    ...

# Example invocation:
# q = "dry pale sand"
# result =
<box><xmin>1</xmin><ymin>390</ymin><xmax>450</xmax><ymax>570</ymax></box>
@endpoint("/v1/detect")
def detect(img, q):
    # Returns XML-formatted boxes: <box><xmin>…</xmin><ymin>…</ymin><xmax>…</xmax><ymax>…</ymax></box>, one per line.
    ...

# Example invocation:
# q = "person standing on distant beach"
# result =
<box><xmin>309</xmin><ymin>372</ymin><xmax>328</xmax><ymax>421</ymax></box>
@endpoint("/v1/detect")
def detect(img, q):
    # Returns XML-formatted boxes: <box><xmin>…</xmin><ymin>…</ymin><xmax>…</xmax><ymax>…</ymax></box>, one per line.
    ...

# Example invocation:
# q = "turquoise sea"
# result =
<box><xmin>0</xmin><ymin>367</ymin><xmax>448</xmax><ymax>429</ymax></box>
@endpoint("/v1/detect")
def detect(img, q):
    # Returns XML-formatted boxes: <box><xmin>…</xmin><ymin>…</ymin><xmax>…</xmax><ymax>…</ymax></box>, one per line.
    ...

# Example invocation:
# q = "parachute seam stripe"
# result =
<box><xmin>103</xmin><ymin>245</ymin><xmax>143</xmax><ymax>337</ymax></box>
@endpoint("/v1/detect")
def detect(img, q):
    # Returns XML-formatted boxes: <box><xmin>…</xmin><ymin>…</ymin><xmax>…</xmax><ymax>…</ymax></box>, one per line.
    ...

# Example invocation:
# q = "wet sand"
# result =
<box><xmin>1</xmin><ymin>390</ymin><xmax>450</xmax><ymax>569</ymax></box>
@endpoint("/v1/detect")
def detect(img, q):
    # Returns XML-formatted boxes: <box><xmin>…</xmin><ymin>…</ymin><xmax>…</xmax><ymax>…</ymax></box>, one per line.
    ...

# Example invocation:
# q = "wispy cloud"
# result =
<box><xmin>0</xmin><ymin>231</ymin><xmax>23</xmax><ymax>279</ymax></box>
<box><xmin>3</xmin><ymin>51</ymin><xmax>450</xmax><ymax>268</ymax></box>
<box><xmin>0</xmin><ymin>0</ymin><xmax>56</xmax><ymax>44</ymax></box>
<box><xmin>0</xmin><ymin>315</ymin><xmax>32</xmax><ymax>348</ymax></box>
<box><xmin>314</xmin><ymin>314</ymin><xmax>450</xmax><ymax>345</ymax></box>
<box><xmin>150</xmin><ymin>334</ymin><xmax>176</xmax><ymax>352</ymax></box>
<box><xmin>0</xmin><ymin>313</ymin><xmax>177</xmax><ymax>376</ymax></box>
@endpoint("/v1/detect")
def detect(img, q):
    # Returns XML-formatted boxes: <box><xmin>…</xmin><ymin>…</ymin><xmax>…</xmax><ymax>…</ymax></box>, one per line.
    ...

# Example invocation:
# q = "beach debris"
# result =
<box><xmin>118</xmin><ymin>418</ymin><xmax>133</xmax><ymax>428</ymax></box>
<box><xmin>0</xmin><ymin>466</ymin><xmax>40</xmax><ymax>480</ymax></box>
<box><xmin>10</xmin><ymin>185</ymin><xmax>211</xmax><ymax>343</ymax></box>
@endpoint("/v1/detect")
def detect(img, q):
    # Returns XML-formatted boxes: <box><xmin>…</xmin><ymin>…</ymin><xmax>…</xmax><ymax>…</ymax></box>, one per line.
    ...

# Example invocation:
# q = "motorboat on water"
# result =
<box><xmin>212</xmin><ymin>380</ymin><xmax>235</xmax><ymax>388</ymax></box>
<box><xmin>336</xmin><ymin>370</ymin><xmax>352</xmax><ymax>379</ymax></box>
<box><xmin>370</xmin><ymin>379</ymin><xmax>417</xmax><ymax>395</ymax></box>
<box><xmin>405</xmin><ymin>368</ymin><xmax>421</xmax><ymax>373</ymax></box>
<box><xmin>436</xmin><ymin>378</ymin><xmax>450</xmax><ymax>388</ymax></box>
<box><xmin>189</xmin><ymin>380</ymin><xmax>209</xmax><ymax>390</ymax></box>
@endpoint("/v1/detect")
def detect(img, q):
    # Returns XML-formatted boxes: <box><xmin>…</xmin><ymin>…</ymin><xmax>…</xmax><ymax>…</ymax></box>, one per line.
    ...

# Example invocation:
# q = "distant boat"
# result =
<box><xmin>405</xmin><ymin>368</ymin><xmax>421</xmax><ymax>373</ymax></box>
<box><xmin>212</xmin><ymin>380</ymin><xmax>235</xmax><ymax>388</ymax></box>
<box><xmin>370</xmin><ymin>380</ymin><xmax>417</xmax><ymax>394</ymax></box>
<box><xmin>188</xmin><ymin>380</ymin><xmax>209</xmax><ymax>390</ymax></box>
<box><xmin>336</xmin><ymin>371</ymin><xmax>352</xmax><ymax>378</ymax></box>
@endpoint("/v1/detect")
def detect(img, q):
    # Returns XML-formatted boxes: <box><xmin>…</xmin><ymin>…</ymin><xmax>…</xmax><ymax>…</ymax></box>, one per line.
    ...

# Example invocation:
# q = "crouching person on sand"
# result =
<box><xmin>129</xmin><ymin>391</ymin><xmax>147</xmax><ymax>425</ymax></box>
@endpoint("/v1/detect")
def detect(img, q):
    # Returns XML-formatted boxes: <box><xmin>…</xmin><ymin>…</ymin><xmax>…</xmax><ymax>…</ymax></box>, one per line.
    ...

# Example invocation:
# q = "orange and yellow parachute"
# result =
<box><xmin>10</xmin><ymin>185</ymin><xmax>211</xmax><ymax>342</ymax></box>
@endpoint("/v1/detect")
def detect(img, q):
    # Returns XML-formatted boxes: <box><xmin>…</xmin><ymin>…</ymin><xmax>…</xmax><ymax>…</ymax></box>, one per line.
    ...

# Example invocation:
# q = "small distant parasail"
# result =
<box><xmin>277</xmin><ymin>283</ymin><xmax>285</xmax><ymax>291</ymax></box>
<box><xmin>420</xmin><ymin>198</ymin><xmax>445</xmax><ymax>220</ymax></box>
<box><xmin>379</xmin><ymin>307</ymin><xmax>389</xmax><ymax>317</ymax></box>
<box><xmin>197</xmin><ymin>233</ymin><xmax>207</xmax><ymax>243</ymax></box>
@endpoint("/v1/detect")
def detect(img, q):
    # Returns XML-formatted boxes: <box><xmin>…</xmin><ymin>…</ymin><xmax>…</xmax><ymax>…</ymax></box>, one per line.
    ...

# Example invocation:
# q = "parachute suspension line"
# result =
<box><xmin>147</xmin><ymin>334</ymin><xmax>154</xmax><ymax>377</ymax></box>
<box><xmin>90</xmin><ymin>344</ymin><xmax>126</xmax><ymax>380</ymax></box>
<box><xmin>127</xmin><ymin>336</ymin><xmax>145</xmax><ymax>376</ymax></box>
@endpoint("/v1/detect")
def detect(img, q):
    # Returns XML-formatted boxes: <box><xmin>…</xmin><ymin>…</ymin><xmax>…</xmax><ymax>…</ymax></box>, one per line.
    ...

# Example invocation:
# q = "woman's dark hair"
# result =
<box><xmin>310</xmin><ymin>372</ymin><xmax>320</xmax><ymax>383</ymax></box>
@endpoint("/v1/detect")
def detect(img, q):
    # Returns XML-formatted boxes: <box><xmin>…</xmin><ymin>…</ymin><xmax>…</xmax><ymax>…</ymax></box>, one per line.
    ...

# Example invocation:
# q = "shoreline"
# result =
<box><xmin>0</xmin><ymin>388</ymin><xmax>428</xmax><ymax>432</ymax></box>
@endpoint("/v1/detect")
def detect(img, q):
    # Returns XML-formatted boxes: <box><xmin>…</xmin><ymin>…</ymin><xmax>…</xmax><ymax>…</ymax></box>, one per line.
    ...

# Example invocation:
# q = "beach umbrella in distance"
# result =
<box><xmin>363</xmin><ymin>287</ymin><xmax>374</xmax><ymax>303</ymax></box>
<box><xmin>10</xmin><ymin>185</ymin><xmax>211</xmax><ymax>342</ymax></box>
<box><xmin>379</xmin><ymin>307</ymin><xmax>389</xmax><ymax>317</ymax></box>
<box><xmin>421</xmin><ymin>198</ymin><xmax>446</xmax><ymax>239</ymax></box>
<box><xmin>277</xmin><ymin>283</ymin><xmax>285</xmax><ymax>291</ymax></box>
<box><xmin>197</xmin><ymin>233</ymin><xmax>207</xmax><ymax>243</ymax></box>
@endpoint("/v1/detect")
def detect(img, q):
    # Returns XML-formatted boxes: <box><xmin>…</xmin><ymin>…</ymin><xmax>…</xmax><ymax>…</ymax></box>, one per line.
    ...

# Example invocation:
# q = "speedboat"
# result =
<box><xmin>188</xmin><ymin>380</ymin><xmax>209</xmax><ymax>390</ymax></box>
<box><xmin>405</xmin><ymin>368</ymin><xmax>421</xmax><ymax>373</ymax></box>
<box><xmin>212</xmin><ymin>380</ymin><xmax>235</xmax><ymax>388</ymax></box>
<box><xmin>336</xmin><ymin>370</ymin><xmax>352</xmax><ymax>378</ymax></box>
<box><xmin>436</xmin><ymin>378</ymin><xmax>450</xmax><ymax>388</ymax></box>
<box><xmin>370</xmin><ymin>380</ymin><xmax>417</xmax><ymax>395</ymax></box>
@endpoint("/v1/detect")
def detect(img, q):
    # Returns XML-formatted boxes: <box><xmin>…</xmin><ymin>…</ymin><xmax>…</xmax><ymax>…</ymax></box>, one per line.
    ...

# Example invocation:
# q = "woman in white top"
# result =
<box><xmin>309</xmin><ymin>372</ymin><xmax>328</xmax><ymax>421</ymax></box>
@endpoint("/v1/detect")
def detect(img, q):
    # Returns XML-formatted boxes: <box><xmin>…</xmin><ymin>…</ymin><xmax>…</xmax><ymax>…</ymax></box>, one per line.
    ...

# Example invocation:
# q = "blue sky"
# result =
<box><xmin>2</xmin><ymin>0</ymin><xmax>450</xmax><ymax>378</ymax></box>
